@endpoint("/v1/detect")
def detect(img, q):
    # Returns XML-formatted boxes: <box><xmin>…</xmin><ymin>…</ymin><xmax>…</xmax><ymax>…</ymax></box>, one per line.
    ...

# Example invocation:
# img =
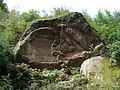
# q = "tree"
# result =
<box><xmin>21</xmin><ymin>10</ymin><xmax>40</xmax><ymax>22</ymax></box>
<box><xmin>0</xmin><ymin>0</ymin><xmax>8</xmax><ymax>12</ymax></box>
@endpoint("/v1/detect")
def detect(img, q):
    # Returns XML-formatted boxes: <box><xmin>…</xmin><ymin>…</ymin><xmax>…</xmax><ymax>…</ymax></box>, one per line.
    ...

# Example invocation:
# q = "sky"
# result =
<box><xmin>4</xmin><ymin>0</ymin><xmax>120</xmax><ymax>17</ymax></box>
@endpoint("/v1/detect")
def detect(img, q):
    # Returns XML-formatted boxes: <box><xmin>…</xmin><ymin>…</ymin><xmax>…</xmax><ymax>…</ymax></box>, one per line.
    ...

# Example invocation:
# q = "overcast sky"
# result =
<box><xmin>4</xmin><ymin>0</ymin><xmax>120</xmax><ymax>17</ymax></box>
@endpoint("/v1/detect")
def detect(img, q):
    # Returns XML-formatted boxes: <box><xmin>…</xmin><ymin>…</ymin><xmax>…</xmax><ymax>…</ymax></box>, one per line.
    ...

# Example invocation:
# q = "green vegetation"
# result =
<box><xmin>1</xmin><ymin>0</ymin><xmax>120</xmax><ymax>89</ymax></box>
<box><xmin>0</xmin><ymin>0</ymin><xmax>8</xmax><ymax>12</ymax></box>
<box><xmin>91</xmin><ymin>10</ymin><xmax>120</xmax><ymax>64</ymax></box>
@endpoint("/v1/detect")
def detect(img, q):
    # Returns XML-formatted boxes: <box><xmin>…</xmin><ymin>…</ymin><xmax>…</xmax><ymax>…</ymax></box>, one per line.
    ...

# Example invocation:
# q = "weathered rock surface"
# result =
<box><xmin>13</xmin><ymin>12</ymin><xmax>101</xmax><ymax>69</ymax></box>
<box><xmin>80</xmin><ymin>56</ymin><xmax>103</xmax><ymax>76</ymax></box>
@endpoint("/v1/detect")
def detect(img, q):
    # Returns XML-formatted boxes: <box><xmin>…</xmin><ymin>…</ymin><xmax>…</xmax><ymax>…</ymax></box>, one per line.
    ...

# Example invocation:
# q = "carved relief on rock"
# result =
<box><xmin>13</xmin><ymin>12</ymin><xmax>101</xmax><ymax>69</ymax></box>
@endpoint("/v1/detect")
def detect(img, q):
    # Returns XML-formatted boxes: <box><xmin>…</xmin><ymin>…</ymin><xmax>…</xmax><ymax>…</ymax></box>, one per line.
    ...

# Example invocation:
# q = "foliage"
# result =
<box><xmin>109</xmin><ymin>41</ymin><xmax>120</xmax><ymax>62</ymax></box>
<box><xmin>53</xmin><ymin>6</ymin><xmax>71</xmax><ymax>17</ymax></box>
<box><xmin>87</xmin><ymin>10</ymin><xmax>120</xmax><ymax>62</ymax></box>
<box><xmin>0</xmin><ymin>63</ymin><xmax>56</xmax><ymax>90</ymax></box>
<box><xmin>21</xmin><ymin>10</ymin><xmax>40</xmax><ymax>22</ymax></box>
<box><xmin>0</xmin><ymin>10</ymin><xmax>41</xmax><ymax>50</ymax></box>
<box><xmin>0</xmin><ymin>42</ymin><xmax>14</xmax><ymax>75</ymax></box>
<box><xmin>0</xmin><ymin>0</ymin><xmax>8</xmax><ymax>12</ymax></box>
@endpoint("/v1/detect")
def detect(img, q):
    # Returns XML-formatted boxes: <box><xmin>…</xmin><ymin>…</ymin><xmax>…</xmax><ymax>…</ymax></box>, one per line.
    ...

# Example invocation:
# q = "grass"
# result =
<box><xmin>87</xmin><ymin>57</ymin><xmax>120</xmax><ymax>90</ymax></box>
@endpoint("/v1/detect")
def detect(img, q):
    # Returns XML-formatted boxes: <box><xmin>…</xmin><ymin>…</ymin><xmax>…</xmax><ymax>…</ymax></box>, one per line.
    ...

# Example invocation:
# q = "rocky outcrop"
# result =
<box><xmin>13</xmin><ymin>12</ymin><xmax>101</xmax><ymax>69</ymax></box>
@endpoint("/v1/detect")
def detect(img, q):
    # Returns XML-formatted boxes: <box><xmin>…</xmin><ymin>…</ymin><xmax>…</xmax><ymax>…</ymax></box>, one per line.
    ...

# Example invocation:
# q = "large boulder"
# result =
<box><xmin>13</xmin><ymin>12</ymin><xmax>101</xmax><ymax>69</ymax></box>
<box><xmin>80</xmin><ymin>56</ymin><xmax>103</xmax><ymax>76</ymax></box>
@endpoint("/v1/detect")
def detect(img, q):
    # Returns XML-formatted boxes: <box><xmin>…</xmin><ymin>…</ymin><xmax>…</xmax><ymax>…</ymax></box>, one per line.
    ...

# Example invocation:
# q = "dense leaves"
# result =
<box><xmin>90</xmin><ymin>10</ymin><xmax>120</xmax><ymax>62</ymax></box>
<box><xmin>0</xmin><ymin>0</ymin><xmax>8</xmax><ymax>12</ymax></box>
<box><xmin>0</xmin><ymin>10</ymin><xmax>40</xmax><ymax>49</ymax></box>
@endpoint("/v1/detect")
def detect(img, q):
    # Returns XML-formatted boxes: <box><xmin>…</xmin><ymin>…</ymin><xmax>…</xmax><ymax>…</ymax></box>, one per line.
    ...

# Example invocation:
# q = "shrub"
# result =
<box><xmin>109</xmin><ymin>41</ymin><xmax>120</xmax><ymax>62</ymax></box>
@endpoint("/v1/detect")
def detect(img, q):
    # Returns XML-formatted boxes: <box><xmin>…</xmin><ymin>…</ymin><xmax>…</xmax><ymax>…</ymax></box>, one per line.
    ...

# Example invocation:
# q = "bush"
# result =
<box><xmin>0</xmin><ymin>42</ymin><xmax>14</xmax><ymax>76</ymax></box>
<box><xmin>0</xmin><ymin>10</ymin><xmax>41</xmax><ymax>50</ymax></box>
<box><xmin>90</xmin><ymin>10</ymin><xmax>120</xmax><ymax>62</ymax></box>
<box><xmin>109</xmin><ymin>41</ymin><xmax>120</xmax><ymax>62</ymax></box>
